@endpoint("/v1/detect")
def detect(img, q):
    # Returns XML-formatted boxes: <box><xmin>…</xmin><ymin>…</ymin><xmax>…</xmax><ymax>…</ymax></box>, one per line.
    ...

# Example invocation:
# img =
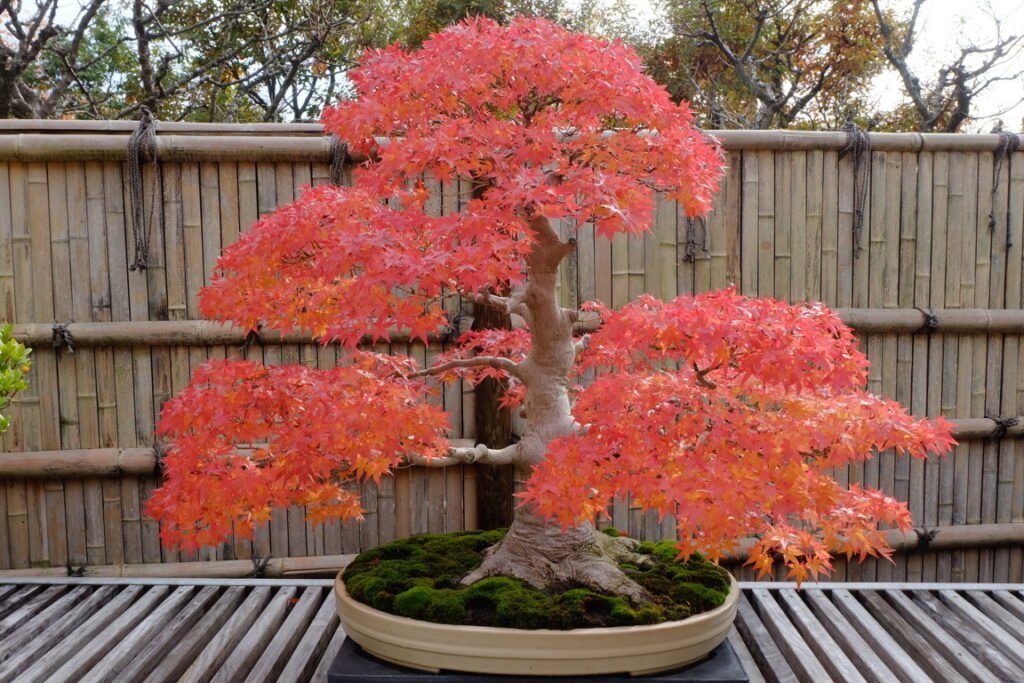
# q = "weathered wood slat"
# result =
<box><xmin>178</xmin><ymin>585</ymin><xmax>272</xmax><ymax>683</ymax></box>
<box><xmin>734</xmin><ymin>593</ymin><xmax>798</xmax><ymax>683</ymax></box>
<box><xmin>244</xmin><ymin>585</ymin><xmax>323</xmax><ymax>682</ymax></box>
<box><xmin>115</xmin><ymin>585</ymin><xmax>221</xmax><ymax>683</ymax></box>
<box><xmin>309</xmin><ymin>618</ymin><xmax>347</xmax><ymax>683</ymax></box>
<box><xmin>774</xmin><ymin>590</ymin><xmax>865</xmax><ymax>683</ymax></box>
<box><xmin>725</xmin><ymin>625</ymin><xmax>766</xmax><ymax>683</ymax></box>
<box><xmin>911</xmin><ymin>590</ymin><xmax>1024</xmax><ymax>680</ymax></box>
<box><xmin>962</xmin><ymin>590</ymin><xmax>1024</xmax><ymax>642</ymax></box>
<box><xmin>881</xmin><ymin>588</ymin><xmax>998</xmax><ymax>681</ymax></box>
<box><xmin>0</xmin><ymin>585</ymin><xmax>117</xmax><ymax>680</ymax></box>
<box><xmin>829</xmin><ymin>589</ymin><xmax>932</xmax><ymax>682</ymax></box>
<box><xmin>0</xmin><ymin>584</ymin><xmax>41</xmax><ymax>621</ymax></box>
<box><xmin>937</xmin><ymin>589</ymin><xmax>1024</xmax><ymax>668</ymax></box>
<box><xmin>749</xmin><ymin>589</ymin><xmax>832</xmax><ymax>682</ymax></box>
<box><xmin>44</xmin><ymin>585</ymin><xmax>172</xmax><ymax>682</ymax></box>
<box><xmin>143</xmin><ymin>585</ymin><xmax>248</xmax><ymax>683</ymax></box>
<box><xmin>278</xmin><ymin>593</ymin><xmax>341</xmax><ymax>683</ymax></box>
<box><xmin>0</xmin><ymin>584</ymin><xmax>66</xmax><ymax>640</ymax></box>
<box><xmin>13</xmin><ymin>584</ymin><xmax>145</xmax><ymax>680</ymax></box>
<box><xmin>210</xmin><ymin>585</ymin><xmax>298</xmax><ymax>682</ymax></box>
<box><xmin>802</xmin><ymin>589</ymin><xmax>899</xmax><ymax>682</ymax></box>
<box><xmin>81</xmin><ymin>585</ymin><xmax>197</xmax><ymax>683</ymax></box>
<box><xmin>858</xmin><ymin>590</ymin><xmax>967</xmax><ymax>682</ymax></box>
<box><xmin>0</xmin><ymin>585</ymin><xmax>87</xmax><ymax>652</ymax></box>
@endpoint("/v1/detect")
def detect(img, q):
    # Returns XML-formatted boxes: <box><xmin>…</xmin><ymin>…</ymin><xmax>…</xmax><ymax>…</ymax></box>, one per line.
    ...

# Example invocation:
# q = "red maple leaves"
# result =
<box><xmin>521</xmin><ymin>289</ymin><xmax>955</xmax><ymax>579</ymax></box>
<box><xmin>147</xmin><ymin>17</ymin><xmax>954</xmax><ymax>581</ymax></box>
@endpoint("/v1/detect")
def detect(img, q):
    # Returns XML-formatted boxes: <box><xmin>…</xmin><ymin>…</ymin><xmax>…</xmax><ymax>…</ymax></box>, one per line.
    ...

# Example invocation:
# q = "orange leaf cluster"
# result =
<box><xmin>323</xmin><ymin>16</ymin><xmax>723</xmax><ymax>238</ymax></box>
<box><xmin>145</xmin><ymin>353</ymin><xmax>449</xmax><ymax>550</ymax></box>
<box><xmin>522</xmin><ymin>289</ymin><xmax>956</xmax><ymax>581</ymax></box>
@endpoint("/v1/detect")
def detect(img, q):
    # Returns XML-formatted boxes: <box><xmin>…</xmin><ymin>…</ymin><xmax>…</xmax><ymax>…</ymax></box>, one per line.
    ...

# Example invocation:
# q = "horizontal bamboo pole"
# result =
<box><xmin>836</xmin><ymin>308</ymin><xmax>1024</xmax><ymax>333</ymax></box>
<box><xmin>17</xmin><ymin>309</ymin><xmax>1024</xmax><ymax>350</ymax></box>
<box><xmin>0</xmin><ymin>553</ymin><xmax>356</xmax><ymax>579</ymax></box>
<box><xmin>721</xmin><ymin>523</ymin><xmax>1024</xmax><ymax>565</ymax></box>
<box><xmin>0</xmin><ymin>423</ymin><xmax>1016</xmax><ymax>479</ymax></box>
<box><xmin>0</xmin><ymin>440</ymin><xmax>476</xmax><ymax>478</ymax></box>
<box><xmin>0</xmin><ymin>128</ymin><xmax>1016</xmax><ymax>162</ymax></box>
<box><xmin>0</xmin><ymin>523</ymin><xmax>1020</xmax><ymax>579</ymax></box>
<box><xmin>0</xmin><ymin>448</ymin><xmax>159</xmax><ymax>477</ymax></box>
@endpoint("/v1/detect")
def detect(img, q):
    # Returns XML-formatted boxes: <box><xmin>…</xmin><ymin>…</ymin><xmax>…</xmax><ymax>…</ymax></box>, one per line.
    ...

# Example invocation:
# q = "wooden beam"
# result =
<box><xmin>0</xmin><ymin>554</ymin><xmax>355</xmax><ymax>579</ymax></box>
<box><xmin>0</xmin><ymin>440</ymin><xmax>476</xmax><ymax>478</ymax></box>
<box><xmin>0</xmin><ymin>123</ymin><xmax>1012</xmax><ymax>155</ymax></box>
<box><xmin>16</xmin><ymin>308</ymin><xmax>1024</xmax><ymax>350</ymax></box>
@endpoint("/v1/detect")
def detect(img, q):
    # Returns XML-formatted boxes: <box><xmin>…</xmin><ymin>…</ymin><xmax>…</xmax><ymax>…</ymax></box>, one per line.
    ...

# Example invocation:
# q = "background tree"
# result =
<box><xmin>869</xmin><ymin>0</ymin><xmax>1024</xmax><ymax>132</ymax></box>
<box><xmin>147</xmin><ymin>18</ymin><xmax>954</xmax><ymax>594</ymax></box>
<box><xmin>2</xmin><ymin>0</ymin><xmax>377</xmax><ymax>121</ymax></box>
<box><xmin>640</xmin><ymin>0</ymin><xmax>896</xmax><ymax>129</ymax></box>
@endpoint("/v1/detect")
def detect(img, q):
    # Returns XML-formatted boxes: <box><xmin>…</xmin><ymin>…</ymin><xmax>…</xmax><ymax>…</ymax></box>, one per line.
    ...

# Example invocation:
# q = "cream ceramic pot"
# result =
<box><xmin>334</xmin><ymin>573</ymin><xmax>739</xmax><ymax>676</ymax></box>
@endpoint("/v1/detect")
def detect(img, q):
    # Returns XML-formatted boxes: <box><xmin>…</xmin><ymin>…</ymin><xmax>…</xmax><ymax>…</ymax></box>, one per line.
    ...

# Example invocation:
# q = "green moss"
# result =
<box><xmin>343</xmin><ymin>530</ymin><xmax>731</xmax><ymax>630</ymax></box>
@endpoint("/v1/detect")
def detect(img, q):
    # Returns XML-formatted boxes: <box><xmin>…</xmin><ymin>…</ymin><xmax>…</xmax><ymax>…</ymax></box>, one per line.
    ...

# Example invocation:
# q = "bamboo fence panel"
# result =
<box><xmin>0</xmin><ymin>127</ymin><xmax>1020</xmax><ymax>582</ymax></box>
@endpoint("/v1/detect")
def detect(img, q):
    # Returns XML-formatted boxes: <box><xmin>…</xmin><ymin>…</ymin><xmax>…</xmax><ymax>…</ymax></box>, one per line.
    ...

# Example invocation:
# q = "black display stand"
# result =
<box><xmin>327</xmin><ymin>638</ymin><xmax>749</xmax><ymax>682</ymax></box>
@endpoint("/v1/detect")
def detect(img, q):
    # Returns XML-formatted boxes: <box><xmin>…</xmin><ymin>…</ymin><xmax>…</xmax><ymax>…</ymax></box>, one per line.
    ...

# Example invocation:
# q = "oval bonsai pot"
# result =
<box><xmin>334</xmin><ymin>572</ymin><xmax>740</xmax><ymax>676</ymax></box>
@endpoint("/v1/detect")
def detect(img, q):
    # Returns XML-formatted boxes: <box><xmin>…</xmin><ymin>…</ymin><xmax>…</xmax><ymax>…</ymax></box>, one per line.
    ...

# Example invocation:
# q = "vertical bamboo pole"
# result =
<box><xmin>925</xmin><ymin>151</ymin><xmax>950</xmax><ymax>581</ymax></box>
<box><xmin>740</xmin><ymin>152</ymin><xmax>758</xmax><ymax>296</ymax></box>
<box><xmin>46</xmin><ymin>162</ymin><xmax>73</xmax><ymax>569</ymax></box>
<box><xmin>893</xmin><ymin>151</ymin><xmax>919</xmax><ymax>581</ymax></box>
<box><xmin>805</xmin><ymin>150</ymin><xmax>823</xmax><ymax>301</ymax></box>
<box><xmin>85</xmin><ymin>162</ymin><xmax>112</xmax><ymax>566</ymax></box>
<box><xmin>998</xmin><ymin>149</ymin><xmax>1024</xmax><ymax>581</ymax></box>
<box><xmin>968</xmin><ymin>150</ymin><xmax>994</xmax><ymax>581</ymax></box>
<box><xmin>908</xmin><ymin>150</ymin><xmax>933</xmax><ymax>582</ymax></box>
<box><xmin>757</xmin><ymin>151</ymin><xmax>775</xmax><ymax>298</ymax></box>
<box><xmin>820</xmin><ymin>151</ymin><xmax>840</xmax><ymax>308</ymax></box>
<box><xmin>0</xmin><ymin>161</ymin><xmax>11</xmax><ymax>568</ymax></box>
<box><xmin>723</xmin><ymin>152</ymin><xmax>742</xmax><ymax>289</ymax></box>
<box><xmin>6</xmin><ymin>165</ymin><xmax>31</xmax><ymax>567</ymax></box>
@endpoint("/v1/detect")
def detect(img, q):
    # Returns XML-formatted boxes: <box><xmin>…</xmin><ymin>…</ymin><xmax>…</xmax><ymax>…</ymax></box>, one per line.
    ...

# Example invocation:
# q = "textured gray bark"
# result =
<box><xmin>457</xmin><ymin>216</ymin><xmax>652</xmax><ymax>605</ymax></box>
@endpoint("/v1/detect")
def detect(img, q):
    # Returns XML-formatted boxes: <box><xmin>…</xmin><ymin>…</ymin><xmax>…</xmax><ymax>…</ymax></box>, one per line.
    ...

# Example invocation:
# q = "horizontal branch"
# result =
<box><xmin>404</xmin><ymin>442</ymin><xmax>521</xmax><ymax>467</ymax></box>
<box><xmin>409</xmin><ymin>356</ymin><xmax>521</xmax><ymax>381</ymax></box>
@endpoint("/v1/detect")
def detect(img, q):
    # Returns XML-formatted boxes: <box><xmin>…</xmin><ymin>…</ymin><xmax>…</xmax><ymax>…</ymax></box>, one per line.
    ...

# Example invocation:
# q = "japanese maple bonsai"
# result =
<box><xmin>146</xmin><ymin>15</ymin><xmax>954</xmax><ymax>674</ymax></box>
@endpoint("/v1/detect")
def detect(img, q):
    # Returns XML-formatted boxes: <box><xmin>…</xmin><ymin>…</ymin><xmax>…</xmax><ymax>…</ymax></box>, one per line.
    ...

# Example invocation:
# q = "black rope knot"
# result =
<box><xmin>51</xmin><ymin>322</ymin><xmax>74</xmax><ymax>353</ymax></box>
<box><xmin>683</xmin><ymin>216</ymin><xmax>708</xmax><ymax>263</ymax></box>
<box><xmin>240</xmin><ymin>325</ymin><xmax>263</xmax><ymax>351</ymax></box>
<box><xmin>248</xmin><ymin>555</ymin><xmax>271</xmax><ymax>578</ymax></box>
<box><xmin>840</xmin><ymin>121</ymin><xmax>871</xmax><ymax>259</ymax></box>
<box><xmin>330</xmin><ymin>136</ymin><xmax>349</xmax><ymax>186</ymax></box>
<box><xmin>913</xmin><ymin>526</ymin><xmax>938</xmax><ymax>552</ymax></box>
<box><xmin>988</xmin><ymin>131</ymin><xmax>1020</xmax><ymax>249</ymax></box>
<box><xmin>66</xmin><ymin>563</ymin><xmax>86</xmax><ymax>577</ymax></box>
<box><xmin>987</xmin><ymin>414</ymin><xmax>1019</xmax><ymax>440</ymax></box>
<box><xmin>914</xmin><ymin>307</ymin><xmax>939</xmax><ymax>334</ymax></box>
<box><xmin>128</xmin><ymin>107</ymin><xmax>159</xmax><ymax>271</ymax></box>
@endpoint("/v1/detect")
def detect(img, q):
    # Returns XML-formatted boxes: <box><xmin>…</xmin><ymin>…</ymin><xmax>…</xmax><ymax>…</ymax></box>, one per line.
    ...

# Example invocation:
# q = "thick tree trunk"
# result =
<box><xmin>459</xmin><ymin>216</ymin><xmax>652</xmax><ymax>605</ymax></box>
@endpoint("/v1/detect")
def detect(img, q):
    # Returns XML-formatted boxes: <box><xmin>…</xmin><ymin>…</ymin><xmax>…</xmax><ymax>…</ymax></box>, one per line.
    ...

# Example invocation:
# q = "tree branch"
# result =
<box><xmin>410</xmin><ymin>356</ymin><xmax>522</xmax><ymax>381</ymax></box>
<box><xmin>404</xmin><ymin>442</ymin><xmax>522</xmax><ymax>467</ymax></box>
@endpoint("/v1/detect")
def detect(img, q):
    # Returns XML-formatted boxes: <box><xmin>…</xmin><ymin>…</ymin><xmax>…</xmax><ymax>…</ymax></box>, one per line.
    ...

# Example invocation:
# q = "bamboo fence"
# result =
<box><xmin>0</xmin><ymin>122</ymin><xmax>1021</xmax><ymax>583</ymax></box>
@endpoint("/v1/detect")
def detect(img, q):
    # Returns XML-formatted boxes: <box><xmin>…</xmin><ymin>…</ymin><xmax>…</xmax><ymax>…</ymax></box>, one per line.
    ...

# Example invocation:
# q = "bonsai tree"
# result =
<box><xmin>147</xmin><ymin>17</ymin><xmax>954</xmax><ymax>602</ymax></box>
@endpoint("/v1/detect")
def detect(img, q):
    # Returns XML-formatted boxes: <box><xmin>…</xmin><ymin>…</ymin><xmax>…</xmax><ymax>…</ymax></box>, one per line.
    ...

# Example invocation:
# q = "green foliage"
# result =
<box><xmin>343</xmin><ymin>530</ymin><xmax>731</xmax><ymax>629</ymax></box>
<box><xmin>0</xmin><ymin>325</ymin><xmax>31</xmax><ymax>435</ymax></box>
<box><xmin>640</xmin><ymin>0</ymin><xmax>899</xmax><ymax>129</ymax></box>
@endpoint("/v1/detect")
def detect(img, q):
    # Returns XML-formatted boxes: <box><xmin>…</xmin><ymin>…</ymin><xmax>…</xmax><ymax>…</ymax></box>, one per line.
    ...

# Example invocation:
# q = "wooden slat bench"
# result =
<box><xmin>1</xmin><ymin>578</ymin><xmax>1022</xmax><ymax>682</ymax></box>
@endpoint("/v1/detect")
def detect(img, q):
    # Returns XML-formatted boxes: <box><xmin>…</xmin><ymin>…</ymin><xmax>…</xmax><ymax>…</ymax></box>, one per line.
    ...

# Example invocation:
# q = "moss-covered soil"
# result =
<box><xmin>342</xmin><ymin>529</ymin><xmax>732</xmax><ymax>630</ymax></box>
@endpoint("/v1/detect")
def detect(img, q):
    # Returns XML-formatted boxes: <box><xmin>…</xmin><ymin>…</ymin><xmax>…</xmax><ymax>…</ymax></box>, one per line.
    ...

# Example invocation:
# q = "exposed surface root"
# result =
<box><xmin>459</xmin><ymin>514</ymin><xmax>652</xmax><ymax>607</ymax></box>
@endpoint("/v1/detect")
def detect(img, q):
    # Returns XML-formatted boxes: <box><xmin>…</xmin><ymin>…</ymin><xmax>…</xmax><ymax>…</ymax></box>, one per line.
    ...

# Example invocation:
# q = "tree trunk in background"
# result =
<box><xmin>471</xmin><ymin>302</ymin><xmax>514</xmax><ymax>529</ymax></box>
